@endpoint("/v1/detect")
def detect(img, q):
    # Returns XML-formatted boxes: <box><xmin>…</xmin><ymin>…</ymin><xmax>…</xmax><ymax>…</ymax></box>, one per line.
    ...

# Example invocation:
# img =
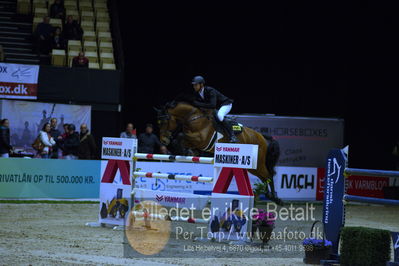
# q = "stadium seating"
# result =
<box><xmin>32</xmin><ymin>0</ymin><xmax>47</xmax><ymax>9</ymax></box>
<box><xmin>97</xmin><ymin>32</ymin><xmax>111</xmax><ymax>43</ymax></box>
<box><xmin>99</xmin><ymin>41</ymin><xmax>113</xmax><ymax>53</ymax></box>
<box><xmin>81</xmin><ymin>11</ymin><xmax>94</xmax><ymax>21</ymax></box>
<box><xmin>65</xmin><ymin>9</ymin><xmax>80</xmax><ymax>21</ymax></box>
<box><xmin>26</xmin><ymin>0</ymin><xmax>117</xmax><ymax>69</ymax></box>
<box><xmin>51</xmin><ymin>49</ymin><xmax>66</xmax><ymax>66</ymax></box>
<box><xmin>96</xmin><ymin>21</ymin><xmax>110</xmax><ymax>33</ymax></box>
<box><xmin>49</xmin><ymin>18</ymin><xmax>62</xmax><ymax>29</ymax></box>
<box><xmin>79</xmin><ymin>1</ymin><xmax>93</xmax><ymax>12</ymax></box>
<box><xmin>68</xmin><ymin>40</ymin><xmax>82</xmax><ymax>52</ymax></box>
<box><xmin>101</xmin><ymin>63</ymin><xmax>116</xmax><ymax>70</ymax></box>
<box><xmin>64</xmin><ymin>0</ymin><xmax>78</xmax><ymax>10</ymax></box>
<box><xmin>94</xmin><ymin>2</ymin><xmax>108</xmax><ymax>13</ymax></box>
<box><xmin>96</xmin><ymin>11</ymin><xmax>110</xmax><ymax>22</ymax></box>
<box><xmin>83</xmin><ymin>41</ymin><xmax>97</xmax><ymax>53</ymax></box>
<box><xmin>100</xmin><ymin>52</ymin><xmax>114</xmax><ymax>66</ymax></box>
<box><xmin>32</xmin><ymin>17</ymin><xmax>62</xmax><ymax>32</ymax></box>
<box><xmin>83</xmin><ymin>31</ymin><xmax>96</xmax><ymax>42</ymax></box>
<box><xmin>34</xmin><ymin>7</ymin><xmax>48</xmax><ymax>17</ymax></box>
<box><xmin>17</xmin><ymin>0</ymin><xmax>31</xmax><ymax>15</ymax></box>
<box><xmin>81</xmin><ymin>21</ymin><xmax>95</xmax><ymax>32</ymax></box>
<box><xmin>89</xmin><ymin>62</ymin><xmax>100</xmax><ymax>69</ymax></box>
<box><xmin>68</xmin><ymin>50</ymin><xmax>79</xmax><ymax>67</ymax></box>
<box><xmin>85</xmin><ymin>51</ymin><xmax>98</xmax><ymax>63</ymax></box>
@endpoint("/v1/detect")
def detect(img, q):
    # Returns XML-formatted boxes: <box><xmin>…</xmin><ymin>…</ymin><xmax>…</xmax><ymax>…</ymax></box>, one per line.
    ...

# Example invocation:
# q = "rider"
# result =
<box><xmin>190</xmin><ymin>75</ymin><xmax>238</xmax><ymax>143</ymax></box>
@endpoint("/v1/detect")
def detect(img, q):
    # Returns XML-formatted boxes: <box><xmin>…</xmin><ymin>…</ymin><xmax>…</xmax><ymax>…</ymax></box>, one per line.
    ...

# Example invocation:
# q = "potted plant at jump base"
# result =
<box><xmin>252</xmin><ymin>209</ymin><xmax>276</xmax><ymax>247</ymax></box>
<box><xmin>253</xmin><ymin>181</ymin><xmax>268</xmax><ymax>204</ymax></box>
<box><xmin>252</xmin><ymin>182</ymin><xmax>276</xmax><ymax>247</ymax></box>
<box><xmin>302</xmin><ymin>220</ymin><xmax>332</xmax><ymax>264</ymax></box>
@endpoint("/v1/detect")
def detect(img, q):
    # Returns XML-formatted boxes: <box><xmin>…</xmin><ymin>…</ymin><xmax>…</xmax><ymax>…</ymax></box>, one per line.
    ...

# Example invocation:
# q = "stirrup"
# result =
<box><xmin>229</xmin><ymin>134</ymin><xmax>238</xmax><ymax>143</ymax></box>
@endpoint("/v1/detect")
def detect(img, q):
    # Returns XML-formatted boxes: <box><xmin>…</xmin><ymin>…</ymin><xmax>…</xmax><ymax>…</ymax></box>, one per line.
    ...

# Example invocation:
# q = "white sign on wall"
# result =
<box><xmin>134</xmin><ymin>188</ymin><xmax>210</xmax><ymax>209</ymax></box>
<box><xmin>214</xmin><ymin>143</ymin><xmax>258</xmax><ymax>169</ymax></box>
<box><xmin>101</xmin><ymin>137</ymin><xmax>136</xmax><ymax>161</ymax></box>
<box><xmin>266</xmin><ymin>166</ymin><xmax>320</xmax><ymax>200</ymax></box>
<box><xmin>134</xmin><ymin>161</ymin><xmax>322</xmax><ymax>201</ymax></box>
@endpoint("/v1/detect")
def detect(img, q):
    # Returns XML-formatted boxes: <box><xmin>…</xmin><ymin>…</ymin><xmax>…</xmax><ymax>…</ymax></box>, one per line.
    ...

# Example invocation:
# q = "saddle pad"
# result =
<box><xmin>231</xmin><ymin>123</ymin><xmax>243</xmax><ymax>134</ymax></box>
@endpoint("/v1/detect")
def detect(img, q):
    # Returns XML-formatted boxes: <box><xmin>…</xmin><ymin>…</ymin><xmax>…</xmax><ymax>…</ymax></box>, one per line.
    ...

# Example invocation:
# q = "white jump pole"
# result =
<box><xmin>134</xmin><ymin>153</ymin><xmax>214</xmax><ymax>164</ymax></box>
<box><xmin>133</xmin><ymin>171</ymin><xmax>214</xmax><ymax>183</ymax></box>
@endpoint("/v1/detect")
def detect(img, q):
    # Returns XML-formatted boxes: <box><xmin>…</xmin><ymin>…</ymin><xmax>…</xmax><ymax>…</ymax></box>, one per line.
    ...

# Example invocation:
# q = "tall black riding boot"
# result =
<box><xmin>222</xmin><ymin>120</ymin><xmax>238</xmax><ymax>143</ymax></box>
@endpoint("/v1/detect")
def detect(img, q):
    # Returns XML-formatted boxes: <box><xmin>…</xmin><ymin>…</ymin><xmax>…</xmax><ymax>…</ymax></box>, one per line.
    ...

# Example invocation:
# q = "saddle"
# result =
<box><xmin>212</xmin><ymin>111</ymin><xmax>243</xmax><ymax>135</ymax></box>
<box><xmin>226</xmin><ymin>118</ymin><xmax>243</xmax><ymax>135</ymax></box>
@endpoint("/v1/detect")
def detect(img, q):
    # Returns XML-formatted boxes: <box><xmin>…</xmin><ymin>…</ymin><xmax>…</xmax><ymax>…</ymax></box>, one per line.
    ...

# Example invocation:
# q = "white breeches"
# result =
<box><xmin>217</xmin><ymin>103</ymin><xmax>232</xmax><ymax>122</ymax></box>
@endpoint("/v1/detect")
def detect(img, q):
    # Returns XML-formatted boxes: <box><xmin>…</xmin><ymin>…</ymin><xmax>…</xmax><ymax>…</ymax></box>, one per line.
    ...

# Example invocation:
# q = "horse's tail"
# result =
<box><xmin>263</xmin><ymin>134</ymin><xmax>280</xmax><ymax>177</ymax></box>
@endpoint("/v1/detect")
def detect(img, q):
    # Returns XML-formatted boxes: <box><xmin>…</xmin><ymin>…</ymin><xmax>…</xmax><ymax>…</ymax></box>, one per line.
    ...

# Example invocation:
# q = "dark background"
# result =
<box><xmin>116</xmin><ymin>1</ymin><xmax>398</xmax><ymax>170</ymax></box>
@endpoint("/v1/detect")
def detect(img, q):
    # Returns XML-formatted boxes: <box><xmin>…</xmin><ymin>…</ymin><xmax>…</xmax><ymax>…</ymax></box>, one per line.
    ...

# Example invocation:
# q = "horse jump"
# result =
<box><xmin>155</xmin><ymin>102</ymin><xmax>282</xmax><ymax>204</ymax></box>
<box><xmin>323</xmin><ymin>149</ymin><xmax>399</xmax><ymax>261</ymax></box>
<box><xmin>343</xmin><ymin>167</ymin><xmax>399</xmax><ymax>206</ymax></box>
<box><xmin>131</xmin><ymin>152</ymin><xmax>217</xmax><ymax>224</ymax></box>
<box><xmin>134</xmin><ymin>153</ymin><xmax>214</xmax><ymax>164</ymax></box>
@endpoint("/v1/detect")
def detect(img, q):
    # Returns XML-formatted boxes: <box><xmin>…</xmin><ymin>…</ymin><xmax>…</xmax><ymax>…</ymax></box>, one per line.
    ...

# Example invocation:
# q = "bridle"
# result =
<box><xmin>157</xmin><ymin>111</ymin><xmax>173</xmax><ymax>145</ymax></box>
<box><xmin>158</xmin><ymin>107</ymin><xmax>209</xmax><ymax>145</ymax></box>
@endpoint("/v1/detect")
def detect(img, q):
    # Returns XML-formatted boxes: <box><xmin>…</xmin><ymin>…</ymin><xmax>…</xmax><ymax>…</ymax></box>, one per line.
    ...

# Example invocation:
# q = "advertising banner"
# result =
<box><xmin>134</xmin><ymin>189</ymin><xmax>210</xmax><ymax>209</ymax></box>
<box><xmin>392</xmin><ymin>231</ymin><xmax>399</xmax><ymax>263</ymax></box>
<box><xmin>209</xmin><ymin>193</ymin><xmax>254</xmax><ymax>242</ymax></box>
<box><xmin>134</xmin><ymin>161</ymin><xmax>322</xmax><ymax>200</ymax></box>
<box><xmin>214</xmin><ymin>143</ymin><xmax>258</xmax><ymax>169</ymax></box>
<box><xmin>0</xmin><ymin>99</ymin><xmax>91</xmax><ymax>154</ymax></box>
<box><xmin>0</xmin><ymin>63</ymin><xmax>40</xmax><ymax>99</ymax></box>
<box><xmin>134</xmin><ymin>161</ymin><xmax>216</xmax><ymax>194</ymax></box>
<box><xmin>322</xmin><ymin>149</ymin><xmax>347</xmax><ymax>255</ymax></box>
<box><xmin>272</xmin><ymin>166</ymin><xmax>324</xmax><ymax>200</ymax></box>
<box><xmin>316</xmin><ymin>172</ymin><xmax>390</xmax><ymax>200</ymax></box>
<box><xmin>99</xmin><ymin>137</ymin><xmax>136</xmax><ymax>225</ymax></box>
<box><xmin>229</xmin><ymin>114</ymin><xmax>344</xmax><ymax>167</ymax></box>
<box><xmin>0</xmin><ymin>158</ymin><xmax>100</xmax><ymax>199</ymax></box>
<box><xmin>98</xmin><ymin>183</ymin><xmax>131</xmax><ymax>226</ymax></box>
<box><xmin>101</xmin><ymin>138</ymin><xmax>136</xmax><ymax>161</ymax></box>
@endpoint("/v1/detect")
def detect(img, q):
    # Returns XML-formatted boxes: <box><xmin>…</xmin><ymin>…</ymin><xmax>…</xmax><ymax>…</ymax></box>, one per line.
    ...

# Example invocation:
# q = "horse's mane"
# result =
<box><xmin>164</xmin><ymin>92</ymin><xmax>196</xmax><ymax>110</ymax></box>
<box><xmin>165</xmin><ymin>100</ymin><xmax>193</xmax><ymax>109</ymax></box>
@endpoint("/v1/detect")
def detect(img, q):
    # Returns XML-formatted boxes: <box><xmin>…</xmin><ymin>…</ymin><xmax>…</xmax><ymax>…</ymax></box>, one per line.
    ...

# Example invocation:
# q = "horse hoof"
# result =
<box><xmin>274</xmin><ymin>198</ymin><xmax>284</xmax><ymax>206</ymax></box>
<box><xmin>265</xmin><ymin>193</ymin><xmax>284</xmax><ymax>206</ymax></box>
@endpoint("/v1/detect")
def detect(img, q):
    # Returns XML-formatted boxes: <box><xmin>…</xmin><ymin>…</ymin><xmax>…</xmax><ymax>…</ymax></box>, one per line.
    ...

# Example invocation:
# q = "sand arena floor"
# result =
<box><xmin>0</xmin><ymin>202</ymin><xmax>398</xmax><ymax>265</ymax></box>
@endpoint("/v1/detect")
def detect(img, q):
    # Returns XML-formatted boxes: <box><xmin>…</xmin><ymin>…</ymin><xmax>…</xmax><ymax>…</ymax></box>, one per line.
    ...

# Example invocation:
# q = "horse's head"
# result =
<box><xmin>154</xmin><ymin>102</ymin><xmax>178</xmax><ymax>146</ymax></box>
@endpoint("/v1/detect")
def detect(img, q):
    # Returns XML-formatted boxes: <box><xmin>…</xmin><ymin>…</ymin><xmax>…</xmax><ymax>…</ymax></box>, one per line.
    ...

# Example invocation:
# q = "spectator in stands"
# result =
<box><xmin>63</xmin><ymin>124</ymin><xmax>80</xmax><ymax>160</ymax></box>
<box><xmin>51</xmin><ymin>27</ymin><xmax>66</xmax><ymax>50</ymax></box>
<box><xmin>138</xmin><ymin>124</ymin><xmax>161</xmax><ymax>153</ymax></box>
<box><xmin>59</xmin><ymin>123</ymin><xmax>69</xmax><ymax>140</ymax></box>
<box><xmin>160</xmin><ymin>145</ymin><xmax>170</xmax><ymax>155</ymax></box>
<box><xmin>49</xmin><ymin>0</ymin><xmax>65</xmax><ymax>19</ymax></box>
<box><xmin>78</xmin><ymin>123</ymin><xmax>97</xmax><ymax>159</ymax></box>
<box><xmin>72</xmin><ymin>52</ymin><xmax>89</xmax><ymax>68</ymax></box>
<box><xmin>39</xmin><ymin>123</ymin><xmax>56</xmax><ymax>159</ymax></box>
<box><xmin>120</xmin><ymin>123</ymin><xmax>136</xmax><ymax>139</ymax></box>
<box><xmin>34</xmin><ymin>16</ymin><xmax>54</xmax><ymax>55</ymax></box>
<box><xmin>63</xmin><ymin>15</ymin><xmax>83</xmax><ymax>40</ymax></box>
<box><xmin>57</xmin><ymin>123</ymin><xmax>68</xmax><ymax>158</ymax></box>
<box><xmin>0</xmin><ymin>119</ymin><xmax>13</xmax><ymax>158</ymax></box>
<box><xmin>0</xmin><ymin>45</ymin><xmax>4</xmax><ymax>61</ymax></box>
<box><xmin>49</xmin><ymin>118</ymin><xmax>61</xmax><ymax>159</ymax></box>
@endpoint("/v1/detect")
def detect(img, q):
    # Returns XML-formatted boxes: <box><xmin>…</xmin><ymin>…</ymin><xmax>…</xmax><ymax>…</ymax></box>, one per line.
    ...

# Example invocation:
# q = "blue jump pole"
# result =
<box><xmin>343</xmin><ymin>194</ymin><xmax>399</xmax><ymax>206</ymax></box>
<box><xmin>345</xmin><ymin>168</ymin><xmax>399</xmax><ymax>178</ymax></box>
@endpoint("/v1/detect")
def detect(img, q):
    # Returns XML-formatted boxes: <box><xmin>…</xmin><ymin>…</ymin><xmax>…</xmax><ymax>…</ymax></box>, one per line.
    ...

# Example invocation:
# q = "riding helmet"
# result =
<box><xmin>191</xmin><ymin>76</ymin><xmax>205</xmax><ymax>85</ymax></box>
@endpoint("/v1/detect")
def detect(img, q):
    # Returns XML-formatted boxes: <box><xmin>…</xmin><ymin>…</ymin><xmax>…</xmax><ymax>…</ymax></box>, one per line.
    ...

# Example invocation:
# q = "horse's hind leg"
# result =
<box><xmin>244</xmin><ymin>129</ymin><xmax>283</xmax><ymax>205</ymax></box>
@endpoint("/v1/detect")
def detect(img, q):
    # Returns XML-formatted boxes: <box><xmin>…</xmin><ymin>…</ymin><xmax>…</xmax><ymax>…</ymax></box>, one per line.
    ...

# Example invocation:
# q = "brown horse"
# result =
<box><xmin>155</xmin><ymin>101</ymin><xmax>283</xmax><ymax>205</ymax></box>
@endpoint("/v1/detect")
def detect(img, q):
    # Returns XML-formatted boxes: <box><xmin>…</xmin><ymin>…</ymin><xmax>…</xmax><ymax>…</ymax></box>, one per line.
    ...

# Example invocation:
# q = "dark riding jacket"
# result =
<box><xmin>191</xmin><ymin>86</ymin><xmax>233</xmax><ymax>109</ymax></box>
